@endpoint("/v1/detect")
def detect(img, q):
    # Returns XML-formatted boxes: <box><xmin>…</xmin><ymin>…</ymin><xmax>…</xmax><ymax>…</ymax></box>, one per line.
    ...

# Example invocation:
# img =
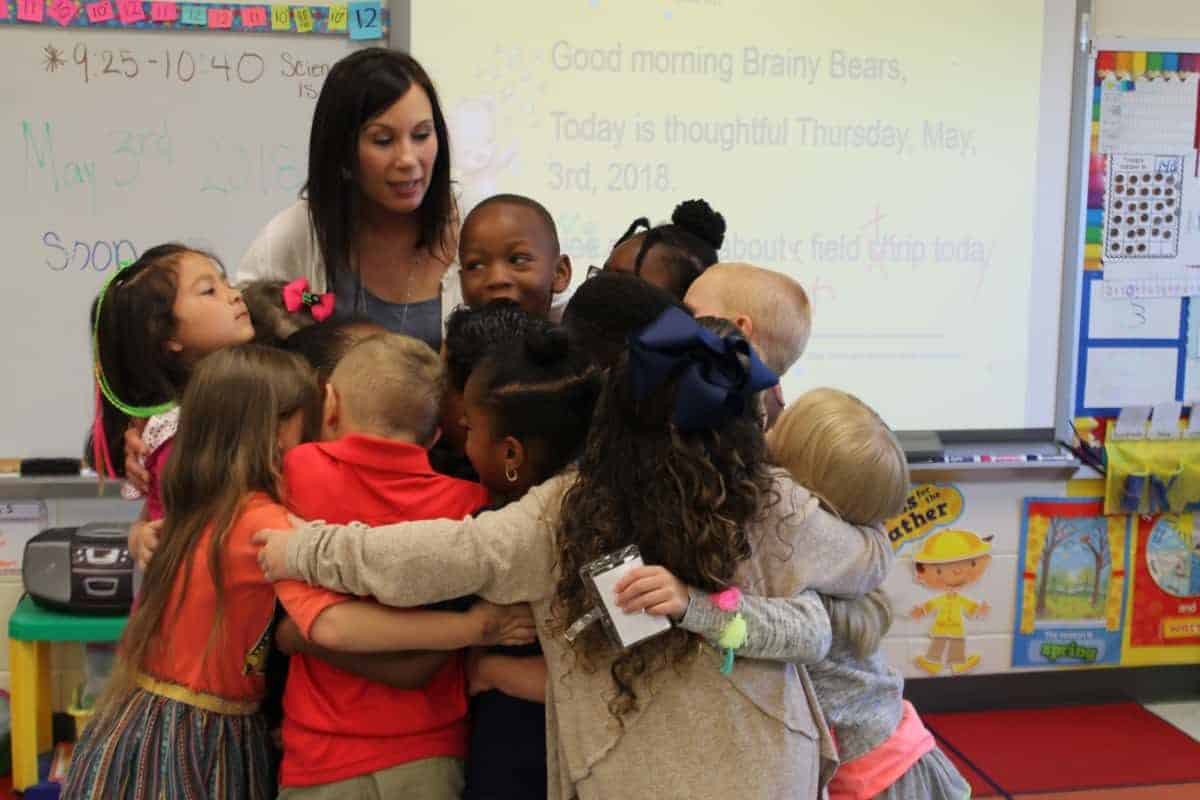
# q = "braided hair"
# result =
<box><xmin>612</xmin><ymin>199</ymin><xmax>726</xmax><ymax>298</ymax></box>
<box><xmin>470</xmin><ymin>326</ymin><xmax>601</xmax><ymax>483</ymax></box>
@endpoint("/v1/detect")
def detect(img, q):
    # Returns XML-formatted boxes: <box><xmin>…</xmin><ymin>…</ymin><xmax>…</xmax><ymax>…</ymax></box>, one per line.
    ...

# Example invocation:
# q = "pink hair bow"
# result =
<box><xmin>282</xmin><ymin>278</ymin><xmax>335</xmax><ymax>322</ymax></box>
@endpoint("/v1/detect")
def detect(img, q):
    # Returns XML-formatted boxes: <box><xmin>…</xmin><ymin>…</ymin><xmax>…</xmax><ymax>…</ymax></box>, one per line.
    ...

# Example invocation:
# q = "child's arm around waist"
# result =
<box><xmin>615</xmin><ymin>564</ymin><xmax>831</xmax><ymax>664</ymax></box>
<box><xmin>678</xmin><ymin>589</ymin><xmax>832</xmax><ymax>664</ymax></box>
<box><xmin>274</xmin><ymin>575</ymin><xmax>536</xmax><ymax>653</ymax></box>
<box><xmin>307</xmin><ymin>599</ymin><xmax>535</xmax><ymax>652</ymax></box>
<box><xmin>275</xmin><ymin>616</ymin><xmax>449</xmax><ymax>689</ymax></box>
<box><xmin>469</xmin><ymin>651</ymin><xmax>547</xmax><ymax>704</ymax></box>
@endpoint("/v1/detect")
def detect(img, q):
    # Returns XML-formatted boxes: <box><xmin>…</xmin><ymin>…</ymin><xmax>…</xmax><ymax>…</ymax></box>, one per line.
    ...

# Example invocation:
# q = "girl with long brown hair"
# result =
<box><xmin>65</xmin><ymin>345</ymin><xmax>319</xmax><ymax>800</ymax></box>
<box><xmin>257</xmin><ymin>311</ymin><xmax>893</xmax><ymax>798</ymax></box>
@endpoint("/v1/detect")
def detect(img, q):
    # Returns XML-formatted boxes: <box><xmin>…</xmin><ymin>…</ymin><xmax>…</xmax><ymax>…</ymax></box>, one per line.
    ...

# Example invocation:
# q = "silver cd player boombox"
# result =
<box><xmin>23</xmin><ymin>522</ymin><xmax>135</xmax><ymax>614</ymax></box>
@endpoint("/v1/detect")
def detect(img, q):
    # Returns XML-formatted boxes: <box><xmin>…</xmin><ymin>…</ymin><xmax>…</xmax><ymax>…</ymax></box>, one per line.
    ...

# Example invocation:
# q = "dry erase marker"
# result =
<box><xmin>1025</xmin><ymin>454</ymin><xmax>1075</xmax><ymax>462</ymax></box>
<box><xmin>980</xmin><ymin>454</ymin><xmax>1026</xmax><ymax>464</ymax></box>
<box><xmin>943</xmin><ymin>455</ymin><xmax>982</xmax><ymax>464</ymax></box>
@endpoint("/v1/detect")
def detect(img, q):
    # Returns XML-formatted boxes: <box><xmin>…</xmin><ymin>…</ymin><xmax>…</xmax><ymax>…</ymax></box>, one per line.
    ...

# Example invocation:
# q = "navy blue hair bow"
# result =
<box><xmin>628</xmin><ymin>307</ymin><xmax>778</xmax><ymax>432</ymax></box>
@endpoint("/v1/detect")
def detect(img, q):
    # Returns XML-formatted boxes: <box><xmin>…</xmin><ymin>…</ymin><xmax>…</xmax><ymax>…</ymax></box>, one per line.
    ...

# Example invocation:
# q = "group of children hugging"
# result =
<box><xmin>63</xmin><ymin>192</ymin><xmax>970</xmax><ymax>800</ymax></box>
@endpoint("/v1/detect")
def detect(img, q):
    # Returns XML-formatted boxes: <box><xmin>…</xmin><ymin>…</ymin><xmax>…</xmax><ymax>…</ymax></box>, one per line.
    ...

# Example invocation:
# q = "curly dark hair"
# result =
<box><xmin>443</xmin><ymin>301</ymin><xmax>552</xmax><ymax>391</ymax></box>
<box><xmin>552</xmin><ymin>319</ymin><xmax>775</xmax><ymax>720</ymax></box>
<box><xmin>472</xmin><ymin>325</ymin><xmax>601</xmax><ymax>482</ymax></box>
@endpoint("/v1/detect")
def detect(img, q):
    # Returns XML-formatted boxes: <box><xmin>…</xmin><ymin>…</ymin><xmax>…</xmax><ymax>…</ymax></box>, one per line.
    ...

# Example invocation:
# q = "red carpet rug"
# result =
<box><xmin>922</xmin><ymin>702</ymin><xmax>1200</xmax><ymax>796</ymax></box>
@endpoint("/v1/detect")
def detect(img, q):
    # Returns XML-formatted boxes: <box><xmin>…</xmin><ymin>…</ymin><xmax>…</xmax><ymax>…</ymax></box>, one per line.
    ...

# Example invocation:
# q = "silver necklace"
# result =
<box><xmin>398</xmin><ymin>255</ymin><xmax>417</xmax><ymax>335</ymax></box>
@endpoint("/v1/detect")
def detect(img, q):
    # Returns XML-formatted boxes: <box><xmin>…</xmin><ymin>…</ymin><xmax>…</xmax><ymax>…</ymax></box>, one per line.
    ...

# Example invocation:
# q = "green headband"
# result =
<box><xmin>92</xmin><ymin>260</ymin><xmax>178</xmax><ymax>419</ymax></box>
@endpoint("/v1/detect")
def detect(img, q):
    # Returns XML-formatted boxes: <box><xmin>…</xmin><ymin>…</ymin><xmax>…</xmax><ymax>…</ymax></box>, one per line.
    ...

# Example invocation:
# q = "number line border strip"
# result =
<box><xmin>0</xmin><ymin>1</ymin><xmax>387</xmax><ymax>36</ymax></box>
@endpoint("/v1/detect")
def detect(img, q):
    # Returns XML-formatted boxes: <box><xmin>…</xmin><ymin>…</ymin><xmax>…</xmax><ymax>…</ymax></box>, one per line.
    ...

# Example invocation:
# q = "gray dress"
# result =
<box><xmin>808</xmin><ymin>645</ymin><xmax>970</xmax><ymax>800</ymax></box>
<box><xmin>685</xmin><ymin>595</ymin><xmax>971</xmax><ymax>799</ymax></box>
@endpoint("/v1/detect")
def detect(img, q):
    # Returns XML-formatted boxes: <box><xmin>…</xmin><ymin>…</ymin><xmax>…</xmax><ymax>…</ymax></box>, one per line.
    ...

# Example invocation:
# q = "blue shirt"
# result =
<box><xmin>334</xmin><ymin>270</ymin><xmax>444</xmax><ymax>351</ymax></box>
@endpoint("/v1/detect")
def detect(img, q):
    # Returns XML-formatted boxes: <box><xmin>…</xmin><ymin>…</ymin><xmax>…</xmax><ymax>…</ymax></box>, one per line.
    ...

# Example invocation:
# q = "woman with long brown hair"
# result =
<box><xmin>257</xmin><ymin>311</ymin><xmax>893</xmax><ymax>798</ymax></box>
<box><xmin>239</xmin><ymin>48</ymin><xmax>459</xmax><ymax>350</ymax></box>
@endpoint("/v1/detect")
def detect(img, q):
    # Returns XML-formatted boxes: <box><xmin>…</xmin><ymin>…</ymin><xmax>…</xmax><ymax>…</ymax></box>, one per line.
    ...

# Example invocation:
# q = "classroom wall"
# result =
<box><xmin>5</xmin><ymin>1</ymin><xmax>1192</xmax><ymax>715</ymax></box>
<box><xmin>868</xmin><ymin>0</ymin><xmax>1200</xmax><ymax>687</ymax></box>
<box><xmin>1094</xmin><ymin>0</ymin><xmax>1200</xmax><ymax>38</ymax></box>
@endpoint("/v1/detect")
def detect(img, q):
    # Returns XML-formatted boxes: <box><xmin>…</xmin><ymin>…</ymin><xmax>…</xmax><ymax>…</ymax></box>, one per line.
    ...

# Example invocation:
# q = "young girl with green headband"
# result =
<box><xmin>89</xmin><ymin>244</ymin><xmax>256</xmax><ymax>564</ymax></box>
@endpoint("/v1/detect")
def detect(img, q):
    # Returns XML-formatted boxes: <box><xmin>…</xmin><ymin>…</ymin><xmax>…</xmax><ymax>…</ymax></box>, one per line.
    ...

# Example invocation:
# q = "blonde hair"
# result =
<box><xmin>828</xmin><ymin>589</ymin><xmax>893</xmax><ymax>660</ymax></box>
<box><xmin>701</xmin><ymin>263</ymin><xmax>811</xmax><ymax>376</ymax></box>
<box><xmin>767</xmin><ymin>387</ymin><xmax>910</xmax><ymax>658</ymax></box>
<box><xmin>330</xmin><ymin>333</ymin><xmax>443</xmax><ymax>441</ymax></box>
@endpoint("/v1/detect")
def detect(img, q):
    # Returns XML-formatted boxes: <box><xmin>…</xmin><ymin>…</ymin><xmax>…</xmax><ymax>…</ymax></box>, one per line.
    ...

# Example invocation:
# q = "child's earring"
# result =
<box><xmin>505</xmin><ymin>462</ymin><xmax>518</xmax><ymax>483</ymax></box>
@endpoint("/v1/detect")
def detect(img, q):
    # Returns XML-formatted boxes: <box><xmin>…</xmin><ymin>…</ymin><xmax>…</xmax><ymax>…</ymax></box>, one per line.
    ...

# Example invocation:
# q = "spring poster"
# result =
<box><xmin>1012</xmin><ymin>498</ymin><xmax>1131</xmax><ymax>667</ymax></box>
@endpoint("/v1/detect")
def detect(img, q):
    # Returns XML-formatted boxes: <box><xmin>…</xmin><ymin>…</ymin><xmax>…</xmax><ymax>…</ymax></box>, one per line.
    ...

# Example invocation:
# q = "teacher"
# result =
<box><xmin>239</xmin><ymin>47</ymin><xmax>460</xmax><ymax>350</ymax></box>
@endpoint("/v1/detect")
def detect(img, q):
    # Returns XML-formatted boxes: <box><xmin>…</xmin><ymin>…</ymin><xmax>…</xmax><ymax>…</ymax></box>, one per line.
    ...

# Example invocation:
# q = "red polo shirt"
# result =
<box><xmin>276</xmin><ymin>434</ymin><xmax>490</xmax><ymax>788</ymax></box>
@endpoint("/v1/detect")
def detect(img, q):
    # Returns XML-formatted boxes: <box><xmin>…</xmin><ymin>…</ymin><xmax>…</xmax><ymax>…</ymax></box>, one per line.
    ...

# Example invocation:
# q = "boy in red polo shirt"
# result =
<box><xmin>274</xmin><ymin>333</ymin><xmax>533</xmax><ymax>799</ymax></box>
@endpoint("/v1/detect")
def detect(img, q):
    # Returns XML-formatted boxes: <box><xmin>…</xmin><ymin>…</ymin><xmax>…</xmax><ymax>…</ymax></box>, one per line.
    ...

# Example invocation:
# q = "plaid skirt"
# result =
<box><xmin>61</xmin><ymin>685</ymin><xmax>274</xmax><ymax>800</ymax></box>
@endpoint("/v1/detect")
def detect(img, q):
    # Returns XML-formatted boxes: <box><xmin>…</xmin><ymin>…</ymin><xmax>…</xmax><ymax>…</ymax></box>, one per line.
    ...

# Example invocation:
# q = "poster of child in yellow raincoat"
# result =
<box><xmin>910</xmin><ymin>529</ymin><xmax>993</xmax><ymax>674</ymax></box>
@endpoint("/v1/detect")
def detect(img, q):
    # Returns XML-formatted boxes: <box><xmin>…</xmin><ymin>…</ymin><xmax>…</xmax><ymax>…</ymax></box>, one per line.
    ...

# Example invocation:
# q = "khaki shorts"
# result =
<box><xmin>278</xmin><ymin>757</ymin><xmax>464</xmax><ymax>800</ymax></box>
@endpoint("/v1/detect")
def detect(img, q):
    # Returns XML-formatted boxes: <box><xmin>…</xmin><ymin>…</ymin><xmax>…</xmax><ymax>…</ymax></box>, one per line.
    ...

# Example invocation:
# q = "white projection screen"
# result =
<box><xmin>408</xmin><ymin>0</ymin><xmax>1080</xmax><ymax>433</ymax></box>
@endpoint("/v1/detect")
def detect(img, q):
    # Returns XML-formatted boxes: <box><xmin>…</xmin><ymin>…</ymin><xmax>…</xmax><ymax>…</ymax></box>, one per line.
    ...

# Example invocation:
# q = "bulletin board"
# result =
<box><xmin>1073</xmin><ymin>46</ymin><xmax>1200</xmax><ymax>419</ymax></box>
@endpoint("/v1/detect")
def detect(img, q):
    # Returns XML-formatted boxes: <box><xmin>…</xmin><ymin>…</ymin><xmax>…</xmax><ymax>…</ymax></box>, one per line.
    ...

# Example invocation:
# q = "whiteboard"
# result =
<box><xmin>0</xmin><ymin>21</ymin><xmax>365</xmax><ymax>458</ymax></box>
<box><xmin>410</xmin><ymin>0</ymin><xmax>1081</xmax><ymax>434</ymax></box>
<box><xmin>0</xmin><ymin>0</ymin><xmax>1083</xmax><ymax>458</ymax></box>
